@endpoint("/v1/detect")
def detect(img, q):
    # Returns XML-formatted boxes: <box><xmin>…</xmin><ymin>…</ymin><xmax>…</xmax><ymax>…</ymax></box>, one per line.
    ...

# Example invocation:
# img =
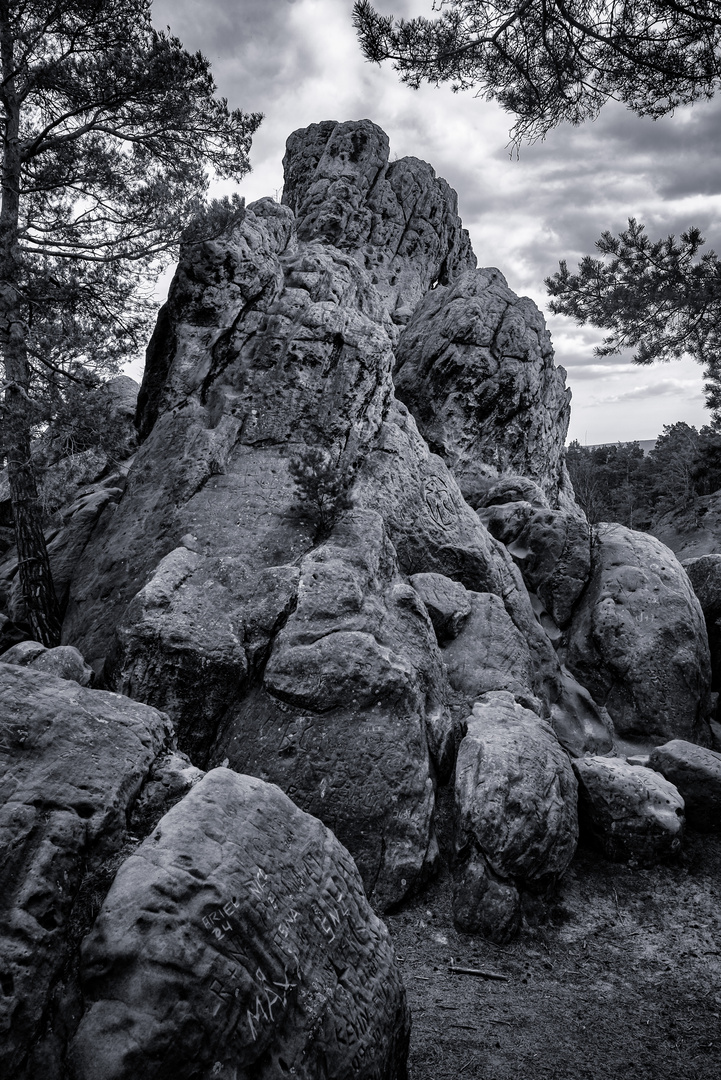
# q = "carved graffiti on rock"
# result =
<box><xmin>423</xmin><ymin>474</ymin><xmax>455</xmax><ymax>528</ymax></box>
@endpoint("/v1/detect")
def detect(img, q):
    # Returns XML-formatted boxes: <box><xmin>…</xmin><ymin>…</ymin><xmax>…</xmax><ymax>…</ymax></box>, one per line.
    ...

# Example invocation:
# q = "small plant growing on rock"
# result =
<box><xmin>288</xmin><ymin>446</ymin><xmax>352</xmax><ymax>535</ymax></box>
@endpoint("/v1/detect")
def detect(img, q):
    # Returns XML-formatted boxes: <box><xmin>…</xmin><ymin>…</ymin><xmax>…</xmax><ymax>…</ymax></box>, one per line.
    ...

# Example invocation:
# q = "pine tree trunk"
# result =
<box><xmin>0</xmin><ymin>10</ymin><xmax>61</xmax><ymax>646</ymax></box>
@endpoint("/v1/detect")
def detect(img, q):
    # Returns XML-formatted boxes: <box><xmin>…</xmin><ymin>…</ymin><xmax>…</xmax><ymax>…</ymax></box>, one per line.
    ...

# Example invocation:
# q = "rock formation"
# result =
<box><xmin>1</xmin><ymin>115</ymin><xmax>717</xmax><ymax>1042</ymax></box>
<box><xmin>563</xmin><ymin>524</ymin><xmax>711</xmax><ymax>742</ymax></box>
<box><xmin>57</xmin><ymin>118</ymin><xmax>607</xmax><ymax>911</ymax></box>
<box><xmin>0</xmin><ymin>665</ymin><xmax>408</xmax><ymax>1079</ymax></box>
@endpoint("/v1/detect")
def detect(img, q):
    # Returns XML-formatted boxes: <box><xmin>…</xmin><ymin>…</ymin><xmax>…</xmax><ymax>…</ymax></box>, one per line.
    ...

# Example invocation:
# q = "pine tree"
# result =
<box><xmin>0</xmin><ymin>0</ymin><xmax>261</xmax><ymax>644</ymax></box>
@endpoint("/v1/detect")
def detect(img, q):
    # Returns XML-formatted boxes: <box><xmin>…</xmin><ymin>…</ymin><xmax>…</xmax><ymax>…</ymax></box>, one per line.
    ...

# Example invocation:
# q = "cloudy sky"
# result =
<box><xmin>152</xmin><ymin>0</ymin><xmax>721</xmax><ymax>444</ymax></box>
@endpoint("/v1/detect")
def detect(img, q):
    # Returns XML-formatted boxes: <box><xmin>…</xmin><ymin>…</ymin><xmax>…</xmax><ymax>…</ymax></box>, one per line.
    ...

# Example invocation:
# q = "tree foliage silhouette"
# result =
<box><xmin>546</xmin><ymin>220</ymin><xmax>721</xmax><ymax>420</ymax></box>
<box><xmin>354</xmin><ymin>0</ymin><xmax>721</xmax><ymax>143</ymax></box>
<box><xmin>0</xmin><ymin>0</ymin><xmax>260</xmax><ymax>644</ymax></box>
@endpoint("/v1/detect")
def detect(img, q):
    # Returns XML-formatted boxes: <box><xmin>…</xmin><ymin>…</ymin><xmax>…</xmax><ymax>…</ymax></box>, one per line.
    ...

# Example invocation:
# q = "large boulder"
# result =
<box><xmin>453</xmin><ymin>692</ymin><xmax>578</xmax><ymax>942</ymax></box>
<box><xmin>210</xmin><ymin>510</ymin><xmax>448</xmax><ymax>910</ymax></box>
<box><xmin>648</xmin><ymin>739</ymin><xmax>721</xmax><ymax>832</ymax></box>
<box><xmin>393</xmin><ymin>269</ymin><xmax>574</xmax><ymax>508</ymax></box>
<box><xmin>683</xmin><ymin>554</ymin><xmax>721</xmax><ymax>619</ymax></box>
<box><xmin>564</xmin><ymin>523</ymin><xmax>712</xmax><ymax>742</ymax></box>
<box><xmin>71</xmin><ymin>768</ymin><xmax>410</xmax><ymax>1080</ymax></box>
<box><xmin>0</xmin><ymin>663</ymin><xmax>174</xmax><ymax>1080</ymax></box>
<box><xmin>573</xmin><ymin>756</ymin><xmax>685</xmax><ymax>864</ymax></box>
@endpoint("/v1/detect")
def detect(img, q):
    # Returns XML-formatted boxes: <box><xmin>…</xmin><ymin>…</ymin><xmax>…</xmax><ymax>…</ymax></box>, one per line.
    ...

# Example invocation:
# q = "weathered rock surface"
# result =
<box><xmin>564</xmin><ymin>523</ymin><xmax>711</xmax><ymax>741</ymax></box>
<box><xmin>128</xmin><ymin>748</ymin><xmax>205</xmax><ymax>837</ymax></box>
<box><xmin>573</xmin><ymin>756</ymin><xmax>685</xmax><ymax>864</ymax></box>
<box><xmin>409</xmin><ymin>571</ymin><xmax>471</xmax><ymax>642</ymax></box>
<box><xmin>352</xmin><ymin>400</ymin><xmax>563</xmax><ymax>708</ymax></box>
<box><xmin>648</xmin><ymin>739</ymin><xmax>721</xmax><ymax>832</ymax></box>
<box><xmin>453</xmin><ymin>692</ymin><xmax>578</xmax><ymax>941</ymax></box>
<box><xmin>478</xmin><ymin>479</ymin><xmax>592</xmax><ymax>628</ymax></box>
<box><xmin>441</xmin><ymin>591</ymin><xmax>535</xmax><ymax>706</ymax></box>
<box><xmin>282</xmin><ymin>118</ymin><xmax>476</xmax><ymax>326</ymax></box>
<box><xmin>0</xmin><ymin>663</ymin><xmax>173</xmax><ymax>1079</ymax></box>
<box><xmin>105</xmin><ymin>543</ymin><xmax>256</xmax><ymax>763</ymax></box>
<box><xmin>71</xmin><ymin>768</ymin><xmax>410</xmax><ymax>1080</ymax></box>
<box><xmin>393</xmin><ymin>269</ymin><xmax>574</xmax><ymax>508</ymax></box>
<box><xmin>0</xmin><ymin>638</ymin><xmax>46</xmax><ymax>665</ymax></box>
<box><xmin>0</xmin><ymin>641</ymin><xmax>93</xmax><ymax>684</ymax></box>
<box><xmin>211</xmin><ymin>510</ymin><xmax>448</xmax><ymax>910</ymax></box>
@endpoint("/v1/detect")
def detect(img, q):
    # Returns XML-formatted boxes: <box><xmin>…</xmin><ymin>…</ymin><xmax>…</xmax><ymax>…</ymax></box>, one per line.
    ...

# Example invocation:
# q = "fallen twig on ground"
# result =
<box><xmin>448</xmin><ymin>962</ymin><xmax>509</xmax><ymax>980</ymax></box>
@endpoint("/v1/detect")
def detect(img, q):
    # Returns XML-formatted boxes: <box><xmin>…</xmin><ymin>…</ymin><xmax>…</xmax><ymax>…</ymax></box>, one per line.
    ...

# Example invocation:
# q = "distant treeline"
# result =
<box><xmin>566</xmin><ymin>422</ymin><xmax>721</xmax><ymax>529</ymax></box>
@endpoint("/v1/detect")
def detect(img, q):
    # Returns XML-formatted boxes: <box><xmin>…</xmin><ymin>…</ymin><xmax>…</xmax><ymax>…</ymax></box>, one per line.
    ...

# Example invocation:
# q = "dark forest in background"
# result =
<box><xmin>566</xmin><ymin>422</ymin><xmax>721</xmax><ymax>529</ymax></box>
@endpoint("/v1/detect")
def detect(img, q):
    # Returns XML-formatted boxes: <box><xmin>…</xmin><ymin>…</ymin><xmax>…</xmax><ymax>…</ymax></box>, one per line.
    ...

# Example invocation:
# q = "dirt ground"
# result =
<box><xmin>384</xmin><ymin>832</ymin><xmax>721</xmax><ymax>1080</ymax></box>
